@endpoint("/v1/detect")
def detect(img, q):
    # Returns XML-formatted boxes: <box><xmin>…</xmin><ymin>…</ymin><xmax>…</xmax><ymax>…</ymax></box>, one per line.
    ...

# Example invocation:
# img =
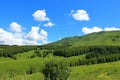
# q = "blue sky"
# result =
<box><xmin>0</xmin><ymin>0</ymin><xmax>120</xmax><ymax>45</ymax></box>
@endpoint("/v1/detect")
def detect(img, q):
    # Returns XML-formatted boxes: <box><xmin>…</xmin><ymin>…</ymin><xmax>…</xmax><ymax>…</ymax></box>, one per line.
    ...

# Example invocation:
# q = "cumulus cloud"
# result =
<box><xmin>32</xmin><ymin>10</ymin><xmax>50</xmax><ymax>21</ymax></box>
<box><xmin>104</xmin><ymin>27</ymin><xmax>120</xmax><ymax>31</ymax></box>
<box><xmin>32</xmin><ymin>9</ymin><xmax>55</xmax><ymax>27</ymax></box>
<box><xmin>25</xmin><ymin>26</ymin><xmax>48</xmax><ymax>44</ymax></box>
<box><xmin>44</xmin><ymin>22</ymin><xmax>55</xmax><ymax>27</ymax></box>
<box><xmin>10</xmin><ymin>22</ymin><xmax>22</xmax><ymax>33</ymax></box>
<box><xmin>40</xmin><ymin>29</ymin><xmax>48</xmax><ymax>38</ymax></box>
<box><xmin>82</xmin><ymin>26</ymin><xmax>120</xmax><ymax>34</ymax></box>
<box><xmin>40</xmin><ymin>29</ymin><xmax>48</xmax><ymax>44</ymax></box>
<box><xmin>26</xmin><ymin>26</ymin><xmax>40</xmax><ymax>41</ymax></box>
<box><xmin>0</xmin><ymin>28</ymin><xmax>23</xmax><ymax>45</ymax></box>
<box><xmin>71</xmin><ymin>9</ymin><xmax>90</xmax><ymax>21</ymax></box>
<box><xmin>0</xmin><ymin>23</ymin><xmax>49</xmax><ymax>45</ymax></box>
<box><xmin>82</xmin><ymin>26</ymin><xmax>102</xmax><ymax>34</ymax></box>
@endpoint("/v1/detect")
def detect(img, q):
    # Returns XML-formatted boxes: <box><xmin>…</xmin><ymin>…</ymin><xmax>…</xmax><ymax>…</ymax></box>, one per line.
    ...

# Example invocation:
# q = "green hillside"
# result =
<box><xmin>73</xmin><ymin>31</ymin><xmax>120</xmax><ymax>46</ymax></box>
<box><xmin>44</xmin><ymin>31</ymin><xmax>120</xmax><ymax>49</ymax></box>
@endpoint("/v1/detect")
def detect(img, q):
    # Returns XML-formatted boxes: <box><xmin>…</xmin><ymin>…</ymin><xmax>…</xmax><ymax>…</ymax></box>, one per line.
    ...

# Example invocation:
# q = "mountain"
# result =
<box><xmin>73</xmin><ymin>31</ymin><xmax>120</xmax><ymax>46</ymax></box>
<box><xmin>42</xmin><ymin>31</ymin><xmax>120</xmax><ymax>49</ymax></box>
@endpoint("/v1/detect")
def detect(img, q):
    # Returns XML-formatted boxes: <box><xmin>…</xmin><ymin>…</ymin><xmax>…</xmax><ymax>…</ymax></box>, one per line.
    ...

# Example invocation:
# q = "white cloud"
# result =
<box><xmin>82</xmin><ymin>26</ymin><xmax>102</xmax><ymax>34</ymax></box>
<box><xmin>40</xmin><ymin>29</ymin><xmax>48</xmax><ymax>37</ymax></box>
<box><xmin>26</xmin><ymin>26</ymin><xmax>40</xmax><ymax>41</ymax></box>
<box><xmin>82</xmin><ymin>26</ymin><xmax>120</xmax><ymax>34</ymax></box>
<box><xmin>0</xmin><ymin>28</ymin><xmax>23</xmax><ymax>45</ymax></box>
<box><xmin>71</xmin><ymin>9</ymin><xmax>90</xmax><ymax>21</ymax></box>
<box><xmin>39</xmin><ymin>29</ymin><xmax>48</xmax><ymax>42</ymax></box>
<box><xmin>0</xmin><ymin>23</ymin><xmax>49</xmax><ymax>45</ymax></box>
<box><xmin>44</xmin><ymin>22</ymin><xmax>55</xmax><ymax>27</ymax></box>
<box><xmin>32</xmin><ymin>9</ymin><xmax>55</xmax><ymax>27</ymax></box>
<box><xmin>104</xmin><ymin>27</ymin><xmax>120</xmax><ymax>31</ymax></box>
<box><xmin>25</xmin><ymin>26</ymin><xmax>48</xmax><ymax>44</ymax></box>
<box><xmin>32</xmin><ymin>10</ymin><xmax>50</xmax><ymax>21</ymax></box>
<box><xmin>10</xmin><ymin>22</ymin><xmax>22</xmax><ymax>33</ymax></box>
<box><xmin>39</xmin><ymin>29</ymin><xmax>48</xmax><ymax>44</ymax></box>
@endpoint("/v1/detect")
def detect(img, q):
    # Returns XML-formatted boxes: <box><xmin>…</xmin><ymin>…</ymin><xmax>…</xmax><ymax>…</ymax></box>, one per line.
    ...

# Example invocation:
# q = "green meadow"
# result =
<box><xmin>0</xmin><ymin>49</ymin><xmax>120</xmax><ymax>80</ymax></box>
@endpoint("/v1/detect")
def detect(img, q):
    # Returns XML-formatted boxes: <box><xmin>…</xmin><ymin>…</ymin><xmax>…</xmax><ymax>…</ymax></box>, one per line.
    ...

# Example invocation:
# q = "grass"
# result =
<box><xmin>68</xmin><ymin>61</ymin><xmax>120</xmax><ymax>80</ymax></box>
<box><xmin>72</xmin><ymin>31</ymin><xmax>120</xmax><ymax>46</ymax></box>
<box><xmin>6</xmin><ymin>60</ymin><xmax>120</xmax><ymax>80</ymax></box>
<box><xmin>8</xmin><ymin>72</ymin><xmax>44</xmax><ymax>80</ymax></box>
<box><xmin>50</xmin><ymin>31</ymin><xmax>120</xmax><ymax>47</ymax></box>
<box><xmin>1</xmin><ymin>50</ymin><xmax>120</xmax><ymax>80</ymax></box>
<box><xmin>0</xmin><ymin>57</ymin><xmax>45</xmax><ymax>77</ymax></box>
<box><xmin>0</xmin><ymin>50</ymin><xmax>86</xmax><ymax>78</ymax></box>
<box><xmin>15</xmin><ymin>50</ymin><xmax>35</xmax><ymax>59</ymax></box>
<box><xmin>0</xmin><ymin>57</ymin><xmax>13</xmax><ymax>62</ymax></box>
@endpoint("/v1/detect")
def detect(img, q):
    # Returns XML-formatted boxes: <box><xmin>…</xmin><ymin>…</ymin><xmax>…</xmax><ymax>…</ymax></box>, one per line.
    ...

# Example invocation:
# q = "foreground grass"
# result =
<box><xmin>4</xmin><ymin>60</ymin><xmax>120</xmax><ymax>80</ymax></box>
<box><xmin>8</xmin><ymin>73</ymin><xmax>44</xmax><ymax>80</ymax></box>
<box><xmin>1</xmin><ymin>50</ymin><xmax>120</xmax><ymax>80</ymax></box>
<box><xmin>69</xmin><ymin>61</ymin><xmax>120</xmax><ymax>80</ymax></box>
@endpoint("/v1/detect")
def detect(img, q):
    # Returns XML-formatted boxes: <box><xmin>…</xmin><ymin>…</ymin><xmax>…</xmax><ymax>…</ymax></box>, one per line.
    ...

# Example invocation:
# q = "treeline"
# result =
<box><xmin>86</xmin><ymin>46</ymin><xmax>120</xmax><ymax>59</ymax></box>
<box><xmin>0</xmin><ymin>45</ymin><xmax>37</xmax><ymax>59</ymax></box>
<box><xmin>53</xmin><ymin>46</ymin><xmax>120</xmax><ymax>57</ymax></box>
<box><xmin>39</xmin><ymin>43</ymin><xmax>72</xmax><ymax>50</ymax></box>
<box><xmin>53</xmin><ymin>46</ymin><xmax>120</xmax><ymax>66</ymax></box>
<box><xmin>69</xmin><ymin>53</ymin><xmax>120</xmax><ymax>67</ymax></box>
<box><xmin>53</xmin><ymin>46</ymin><xmax>92</xmax><ymax>57</ymax></box>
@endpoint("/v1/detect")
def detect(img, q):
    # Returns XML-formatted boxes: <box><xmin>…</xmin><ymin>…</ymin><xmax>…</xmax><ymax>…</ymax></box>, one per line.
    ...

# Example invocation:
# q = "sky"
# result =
<box><xmin>0</xmin><ymin>0</ymin><xmax>120</xmax><ymax>45</ymax></box>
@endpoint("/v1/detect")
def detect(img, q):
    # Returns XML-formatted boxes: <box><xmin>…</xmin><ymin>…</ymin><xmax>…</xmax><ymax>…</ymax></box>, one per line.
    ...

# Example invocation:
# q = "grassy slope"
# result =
<box><xmin>15</xmin><ymin>50</ymin><xmax>35</xmax><ymax>59</ymax></box>
<box><xmin>48</xmin><ymin>31</ymin><xmax>120</xmax><ymax>47</ymax></box>
<box><xmin>69</xmin><ymin>61</ymin><xmax>120</xmax><ymax>80</ymax></box>
<box><xmin>0</xmin><ymin>50</ymin><xmax>86</xmax><ymax>79</ymax></box>
<box><xmin>73</xmin><ymin>31</ymin><xmax>120</xmax><ymax>46</ymax></box>
<box><xmin>9</xmin><ymin>61</ymin><xmax>120</xmax><ymax>80</ymax></box>
<box><xmin>6</xmin><ymin>73</ymin><xmax>44</xmax><ymax>80</ymax></box>
<box><xmin>1</xmin><ymin>50</ymin><xmax>120</xmax><ymax>80</ymax></box>
<box><xmin>0</xmin><ymin>50</ymin><xmax>120</xmax><ymax>79</ymax></box>
<box><xmin>0</xmin><ymin>58</ymin><xmax>44</xmax><ymax>77</ymax></box>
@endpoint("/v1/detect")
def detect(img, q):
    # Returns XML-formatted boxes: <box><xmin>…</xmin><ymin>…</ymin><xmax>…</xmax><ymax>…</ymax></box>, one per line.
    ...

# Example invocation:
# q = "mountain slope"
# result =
<box><xmin>41</xmin><ymin>31</ymin><xmax>120</xmax><ymax>49</ymax></box>
<box><xmin>73</xmin><ymin>31</ymin><xmax>120</xmax><ymax>46</ymax></box>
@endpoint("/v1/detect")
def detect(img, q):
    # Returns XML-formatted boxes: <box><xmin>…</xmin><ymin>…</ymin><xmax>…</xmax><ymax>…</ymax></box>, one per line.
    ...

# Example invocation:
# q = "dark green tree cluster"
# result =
<box><xmin>0</xmin><ymin>45</ymin><xmax>37</xmax><ymax>59</ymax></box>
<box><xmin>53</xmin><ymin>46</ymin><xmax>120</xmax><ymax>66</ymax></box>
<box><xmin>53</xmin><ymin>46</ymin><xmax>91</xmax><ymax>57</ymax></box>
<box><xmin>53</xmin><ymin>46</ymin><xmax>120</xmax><ymax>57</ymax></box>
<box><xmin>39</xmin><ymin>43</ymin><xmax>72</xmax><ymax>50</ymax></box>
<box><xmin>86</xmin><ymin>46</ymin><xmax>120</xmax><ymax>59</ymax></box>
<box><xmin>70</xmin><ymin>53</ymin><xmax>120</xmax><ymax>67</ymax></box>
<box><xmin>33</xmin><ymin>50</ymin><xmax>52</xmax><ymax>58</ymax></box>
<box><xmin>41</xmin><ymin>59</ymin><xmax>70</xmax><ymax>80</ymax></box>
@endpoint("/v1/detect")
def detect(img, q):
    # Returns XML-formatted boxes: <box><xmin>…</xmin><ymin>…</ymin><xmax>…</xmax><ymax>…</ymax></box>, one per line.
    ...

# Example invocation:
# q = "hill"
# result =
<box><xmin>43</xmin><ymin>31</ymin><xmax>120</xmax><ymax>49</ymax></box>
<box><xmin>73</xmin><ymin>31</ymin><xmax>120</xmax><ymax>46</ymax></box>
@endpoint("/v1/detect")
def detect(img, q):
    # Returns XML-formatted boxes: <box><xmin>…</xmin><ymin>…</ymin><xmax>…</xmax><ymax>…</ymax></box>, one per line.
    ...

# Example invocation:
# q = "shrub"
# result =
<box><xmin>41</xmin><ymin>59</ymin><xmax>70</xmax><ymax>80</ymax></box>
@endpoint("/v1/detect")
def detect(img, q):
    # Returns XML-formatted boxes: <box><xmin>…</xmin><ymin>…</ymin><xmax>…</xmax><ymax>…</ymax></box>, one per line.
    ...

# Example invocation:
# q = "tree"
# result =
<box><xmin>41</xmin><ymin>59</ymin><xmax>70</xmax><ymax>80</ymax></box>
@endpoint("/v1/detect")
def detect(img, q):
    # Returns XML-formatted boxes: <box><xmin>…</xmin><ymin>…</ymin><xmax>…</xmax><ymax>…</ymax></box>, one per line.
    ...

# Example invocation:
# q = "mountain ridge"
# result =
<box><xmin>43</xmin><ymin>31</ymin><xmax>120</xmax><ymax>49</ymax></box>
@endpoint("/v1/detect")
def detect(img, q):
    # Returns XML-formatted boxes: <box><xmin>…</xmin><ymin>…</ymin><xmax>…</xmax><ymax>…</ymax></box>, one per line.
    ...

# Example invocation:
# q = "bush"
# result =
<box><xmin>41</xmin><ymin>59</ymin><xmax>70</xmax><ymax>80</ymax></box>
